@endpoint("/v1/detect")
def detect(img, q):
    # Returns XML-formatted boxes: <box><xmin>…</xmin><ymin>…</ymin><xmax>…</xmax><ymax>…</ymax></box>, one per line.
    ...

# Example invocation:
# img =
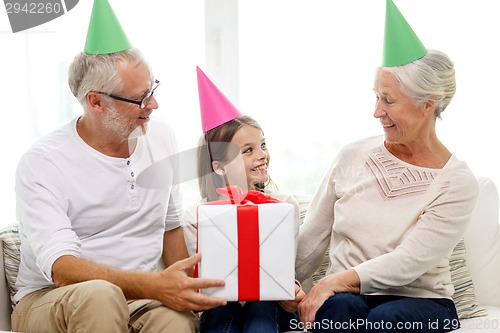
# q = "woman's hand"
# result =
<box><xmin>278</xmin><ymin>282</ymin><xmax>306</xmax><ymax>313</ymax></box>
<box><xmin>298</xmin><ymin>277</ymin><xmax>336</xmax><ymax>324</ymax></box>
<box><xmin>298</xmin><ymin>270</ymin><xmax>361</xmax><ymax>325</ymax></box>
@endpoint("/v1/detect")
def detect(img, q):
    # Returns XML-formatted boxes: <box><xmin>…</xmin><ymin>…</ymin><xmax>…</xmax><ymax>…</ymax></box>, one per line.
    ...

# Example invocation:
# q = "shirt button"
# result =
<box><xmin>131</xmin><ymin>172</ymin><xmax>135</xmax><ymax>177</ymax></box>
<box><xmin>131</xmin><ymin>184</ymin><xmax>135</xmax><ymax>190</ymax></box>
<box><xmin>127</xmin><ymin>160</ymin><xmax>130</xmax><ymax>165</ymax></box>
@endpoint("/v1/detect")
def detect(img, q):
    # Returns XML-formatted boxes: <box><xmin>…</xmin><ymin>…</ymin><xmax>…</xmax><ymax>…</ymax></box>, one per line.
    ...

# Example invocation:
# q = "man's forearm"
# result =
<box><xmin>51</xmin><ymin>255</ymin><xmax>158</xmax><ymax>300</ymax></box>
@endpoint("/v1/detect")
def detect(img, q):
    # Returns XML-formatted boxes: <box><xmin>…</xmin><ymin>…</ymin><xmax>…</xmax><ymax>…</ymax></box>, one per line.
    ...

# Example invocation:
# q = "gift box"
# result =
<box><xmin>196</xmin><ymin>188</ymin><xmax>295</xmax><ymax>301</ymax></box>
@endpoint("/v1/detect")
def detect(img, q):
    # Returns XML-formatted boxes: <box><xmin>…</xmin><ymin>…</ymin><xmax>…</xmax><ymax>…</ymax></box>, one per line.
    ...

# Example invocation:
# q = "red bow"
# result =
<box><xmin>215</xmin><ymin>186</ymin><xmax>281</xmax><ymax>205</ymax></box>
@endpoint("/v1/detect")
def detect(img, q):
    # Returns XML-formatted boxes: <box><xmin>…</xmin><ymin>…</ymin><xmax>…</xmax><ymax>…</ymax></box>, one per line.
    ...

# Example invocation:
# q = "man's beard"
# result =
<box><xmin>102</xmin><ymin>106</ymin><xmax>147</xmax><ymax>142</ymax></box>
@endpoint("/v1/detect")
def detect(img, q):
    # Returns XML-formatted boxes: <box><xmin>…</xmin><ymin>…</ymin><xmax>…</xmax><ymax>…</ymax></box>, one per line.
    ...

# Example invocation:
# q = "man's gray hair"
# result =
<box><xmin>68</xmin><ymin>48</ymin><xmax>150</xmax><ymax>110</ymax></box>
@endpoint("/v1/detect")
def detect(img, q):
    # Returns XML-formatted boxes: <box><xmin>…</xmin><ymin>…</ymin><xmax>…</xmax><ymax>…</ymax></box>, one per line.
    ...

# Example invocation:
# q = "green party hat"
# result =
<box><xmin>84</xmin><ymin>0</ymin><xmax>132</xmax><ymax>55</ymax></box>
<box><xmin>383</xmin><ymin>0</ymin><xmax>427</xmax><ymax>67</ymax></box>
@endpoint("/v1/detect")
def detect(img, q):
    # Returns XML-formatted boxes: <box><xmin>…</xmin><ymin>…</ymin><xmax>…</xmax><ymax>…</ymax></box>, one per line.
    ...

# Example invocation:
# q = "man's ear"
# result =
<box><xmin>86</xmin><ymin>92</ymin><xmax>105</xmax><ymax>114</ymax></box>
<box><xmin>212</xmin><ymin>161</ymin><xmax>226</xmax><ymax>176</ymax></box>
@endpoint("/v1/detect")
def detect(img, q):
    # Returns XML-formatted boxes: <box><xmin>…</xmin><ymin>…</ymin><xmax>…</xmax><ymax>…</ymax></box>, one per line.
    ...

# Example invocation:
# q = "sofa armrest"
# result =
<box><xmin>463</xmin><ymin>176</ymin><xmax>500</xmax><ymax>307</ymax></box>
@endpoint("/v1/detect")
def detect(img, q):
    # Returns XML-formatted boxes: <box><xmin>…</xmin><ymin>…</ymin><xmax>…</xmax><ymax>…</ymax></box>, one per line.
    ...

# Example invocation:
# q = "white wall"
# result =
<box><xmin>1</xmin><ymin>0</ymin><xmax>499</xmax><ymax>226</ymax></box>
<box><xmin>0</xmin><ymin>0</ymin><xmax>205</xmax><ymax>226</ymax></box>
<box><xmin>237</xmin><ymin>0</ymin><xmax>500</xmax><ymax>195</ymax></box>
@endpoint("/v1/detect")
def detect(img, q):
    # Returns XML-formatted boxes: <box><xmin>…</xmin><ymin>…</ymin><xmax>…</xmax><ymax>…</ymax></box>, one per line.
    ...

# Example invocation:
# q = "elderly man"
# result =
<box><xmin>12</xmin><ymin>1</ymin><xmax>225</xmax><ymax>332</ymax></box>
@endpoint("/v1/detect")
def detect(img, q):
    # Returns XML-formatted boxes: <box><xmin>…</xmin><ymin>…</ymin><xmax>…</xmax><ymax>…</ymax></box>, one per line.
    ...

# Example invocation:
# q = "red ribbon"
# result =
<box><xmin>198</xmin><ymin>186</ymin><xmax>280</xmax><ymax>300</ymax></box>
<box><xmin>215</xmin><ymin>186</ymin><xmax>281</xmax><ymax>205</ymax></box>
<box><xmin>237</xmin><ymin>205</ymin><xmax>260</xmax><ymax>300</ymax></box>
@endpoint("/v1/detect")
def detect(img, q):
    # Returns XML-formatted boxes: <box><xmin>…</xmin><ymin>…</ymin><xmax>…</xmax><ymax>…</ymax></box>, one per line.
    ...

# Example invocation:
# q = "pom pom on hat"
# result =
<box><xmin>84</xmin><ymin>0</ymin><xmax>132</xmax><ymax>55</ymax></box>
<box><xmin>197</xmin><ymin>66</ymin><xmax>243</xmax><ymax>132</ymax></box>
<box><xmin>382</xmin><ymin>0</ymin><xmax>427</xmax><ymax>67</ymax></box>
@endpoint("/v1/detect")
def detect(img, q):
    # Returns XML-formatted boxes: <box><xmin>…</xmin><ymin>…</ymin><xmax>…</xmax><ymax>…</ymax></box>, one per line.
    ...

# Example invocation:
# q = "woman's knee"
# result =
<box><xmin>320</xmin><ymin>293</ymin><xmax>367</xmax><ymax>312</ymax></box>
<box><xmin>365</xmin><ymin>304</ymin><xmax>413</xmax><ymax>331</ymax></box>
<box><xmin>366</xmin><ymin>305</ymin><xmax>400</xmax><ymax>324</ymax></box>
<box><xmin>316</xmin><ymin>293</ymin><xmax>368</xmax><ymax>322</ymax></box>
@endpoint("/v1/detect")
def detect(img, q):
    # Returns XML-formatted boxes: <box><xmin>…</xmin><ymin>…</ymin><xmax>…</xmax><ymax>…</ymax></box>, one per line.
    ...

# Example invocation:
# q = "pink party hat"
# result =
<box><xmin>197</xmin><ymin>66</ymin><xmax>243</xmax><ymax>132</ymax></box>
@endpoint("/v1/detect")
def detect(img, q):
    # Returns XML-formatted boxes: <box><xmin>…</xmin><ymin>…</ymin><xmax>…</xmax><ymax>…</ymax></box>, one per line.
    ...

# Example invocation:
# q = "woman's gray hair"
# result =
<box><xmin>381</xmin><ymin>49</ymin><xmax>456</xmax><ymax>118</ymax></box>
<box><xmin>68</xmin><ymin>48</ymin><xmax>150</xmax><ymax>110</ymax></box>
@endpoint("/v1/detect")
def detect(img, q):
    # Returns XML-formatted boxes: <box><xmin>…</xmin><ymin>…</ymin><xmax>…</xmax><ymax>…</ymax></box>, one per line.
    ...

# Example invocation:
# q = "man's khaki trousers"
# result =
<box><xmin>12</xmin><ymin>280</ymin><xmax>199</xmax><ymax>333</ymax></box>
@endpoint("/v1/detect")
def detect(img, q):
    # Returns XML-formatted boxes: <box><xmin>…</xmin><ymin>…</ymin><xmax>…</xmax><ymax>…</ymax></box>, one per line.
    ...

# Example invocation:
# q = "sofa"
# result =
<box><xmin>454</xmin><ymin>177</ymin><xmax>500</xmax><ymax>332</ymax></box>
<box><xmin>1</xmin><ymin>176</ymin><xmax>500</xmax><ymax>332</ymax></box>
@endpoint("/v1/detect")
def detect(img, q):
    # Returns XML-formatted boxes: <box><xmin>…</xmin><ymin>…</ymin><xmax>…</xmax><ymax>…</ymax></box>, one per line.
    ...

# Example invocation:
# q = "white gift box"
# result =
<box><xmin>197</xmin><ymin>202</ymin><xmax>295</xmax><ymax>301</ymax></box>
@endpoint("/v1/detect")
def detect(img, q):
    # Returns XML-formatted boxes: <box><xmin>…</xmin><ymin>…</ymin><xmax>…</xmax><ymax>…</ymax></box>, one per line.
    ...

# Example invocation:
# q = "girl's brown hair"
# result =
<box><xmin>197</xmin><ymin>115</ymin><xmax>268</xmax><ymax>201</ymax></box>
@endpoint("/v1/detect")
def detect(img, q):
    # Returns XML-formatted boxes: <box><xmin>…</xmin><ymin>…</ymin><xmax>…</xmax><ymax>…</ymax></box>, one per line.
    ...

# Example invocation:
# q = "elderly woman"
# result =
<box><xmin>296</xmin><ymin>47</ymin><xmax>479</xmax><ymax>333</ymax></box>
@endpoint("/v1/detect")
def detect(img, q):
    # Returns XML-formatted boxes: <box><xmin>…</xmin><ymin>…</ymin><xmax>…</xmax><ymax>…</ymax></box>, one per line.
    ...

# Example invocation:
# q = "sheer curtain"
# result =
<box><xmin>1</xmin><ymin>0</ymin><xmax>499</xmax><ymax>227</ymax></box>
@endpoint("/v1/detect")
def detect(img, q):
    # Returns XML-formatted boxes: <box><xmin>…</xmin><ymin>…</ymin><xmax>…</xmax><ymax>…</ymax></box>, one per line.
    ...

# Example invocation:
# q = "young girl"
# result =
<box><xmin>183</xmin><ymin>115</ymin><xmax>304</xmax><ymax>333</ymax></box>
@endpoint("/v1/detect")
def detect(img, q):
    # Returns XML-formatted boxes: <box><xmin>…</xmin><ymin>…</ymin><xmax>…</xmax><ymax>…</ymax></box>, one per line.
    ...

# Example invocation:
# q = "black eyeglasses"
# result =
<box><xmin>96</xmin><ymin>79</ymin><xmax>160</xmax><ymax>109</ymax></box>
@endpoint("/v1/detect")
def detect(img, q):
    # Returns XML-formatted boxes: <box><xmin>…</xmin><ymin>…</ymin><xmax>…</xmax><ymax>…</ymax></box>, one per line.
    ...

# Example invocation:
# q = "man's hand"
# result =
<box><xmin>152</xmin><ymin>253</ymin><xmax>227</xmax><ymax>312</ymax></box>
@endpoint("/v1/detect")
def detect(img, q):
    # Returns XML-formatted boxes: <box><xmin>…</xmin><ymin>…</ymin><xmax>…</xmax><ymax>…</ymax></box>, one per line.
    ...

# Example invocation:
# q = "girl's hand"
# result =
<box><xmin>278</xmin><ymin>281</ymin><xmax>306</xmax><ymax>313</ymax></box>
